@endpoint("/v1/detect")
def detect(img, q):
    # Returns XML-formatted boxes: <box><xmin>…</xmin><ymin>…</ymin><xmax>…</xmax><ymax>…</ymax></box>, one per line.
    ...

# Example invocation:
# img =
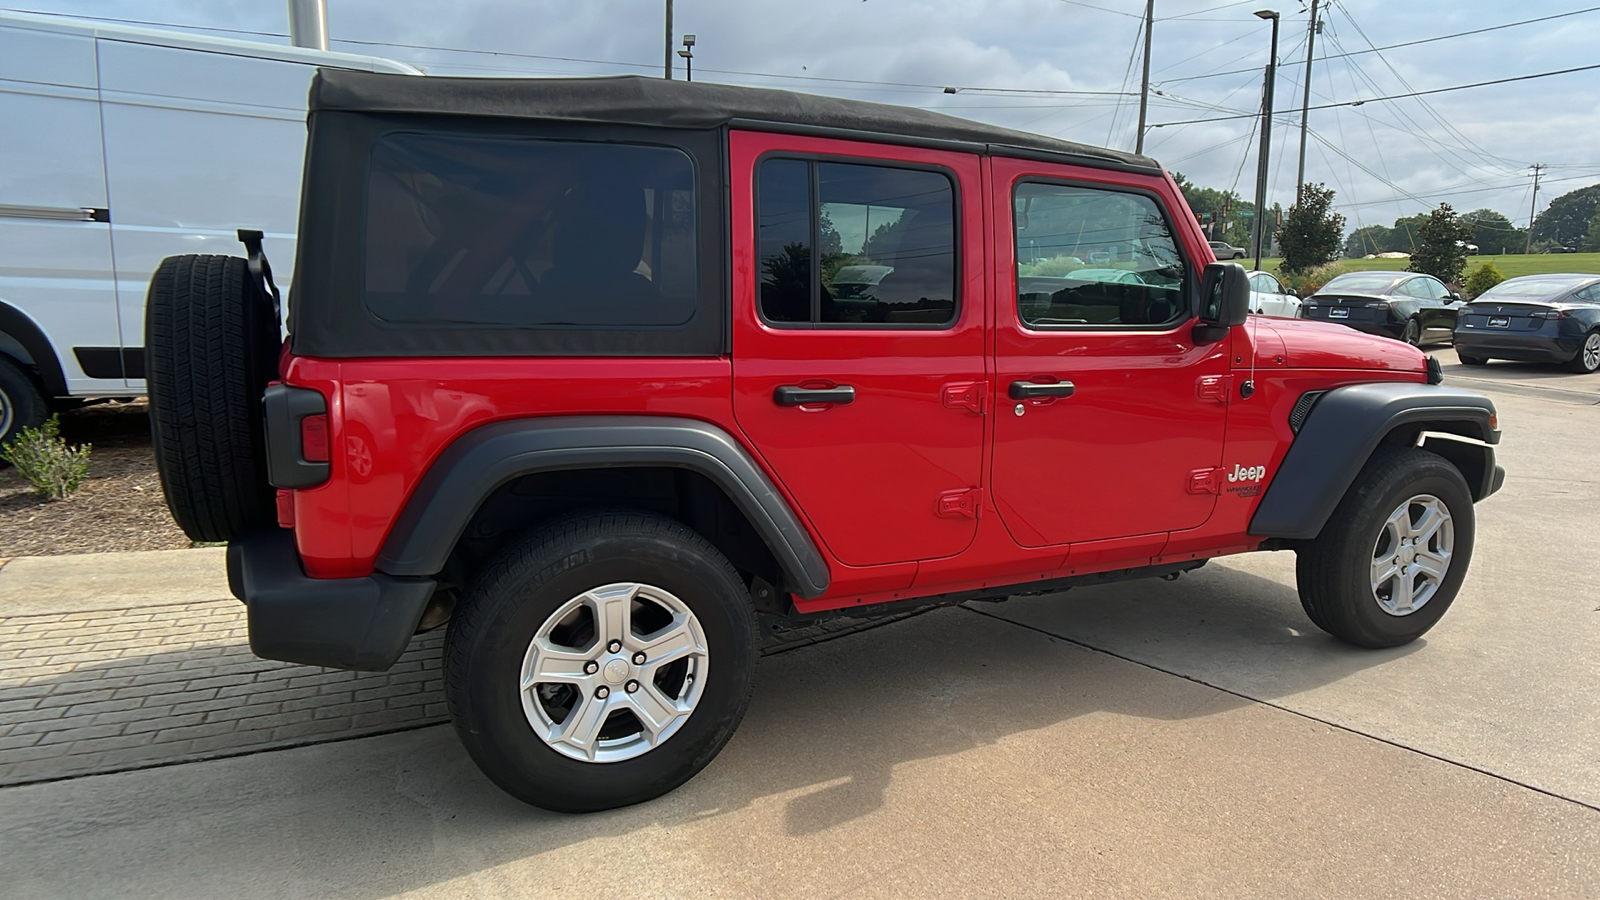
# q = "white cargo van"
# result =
<box><xmin>0</xmin><ymin>11</ymin><xmax>418</xmax><ymax>442</ymax></box>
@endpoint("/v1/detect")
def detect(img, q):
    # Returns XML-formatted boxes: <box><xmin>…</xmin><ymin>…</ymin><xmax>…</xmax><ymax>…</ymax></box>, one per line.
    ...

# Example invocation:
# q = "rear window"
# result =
<box><xmin>1477</xmin><ymin>277</ymin><xmax>1593</xmax><ymax>299</ymax></box>
<box><xmin>1320</xmin><ymin>272</ymin><xmax>1404</xmax><ymax>293</ymax></box>
<box><xmin>363</xmin><ymin>134</ymin><xmax>698</xmax><ymax>327</ymax></box>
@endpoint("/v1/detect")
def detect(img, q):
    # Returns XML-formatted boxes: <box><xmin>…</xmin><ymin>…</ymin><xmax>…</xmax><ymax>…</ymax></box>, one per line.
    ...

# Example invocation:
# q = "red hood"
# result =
<box><xmin>1245</xmin><ymin>316</ymin><xmax>1427</xmax><ymax>373</ymax></box>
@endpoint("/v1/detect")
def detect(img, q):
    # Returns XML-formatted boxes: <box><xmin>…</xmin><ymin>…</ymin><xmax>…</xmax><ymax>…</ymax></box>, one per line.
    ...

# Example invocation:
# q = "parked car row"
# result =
<box><xmin>1228</xmin><ymin>260</ymin><xmax>1600</xmax><ymax>374</ymax></box>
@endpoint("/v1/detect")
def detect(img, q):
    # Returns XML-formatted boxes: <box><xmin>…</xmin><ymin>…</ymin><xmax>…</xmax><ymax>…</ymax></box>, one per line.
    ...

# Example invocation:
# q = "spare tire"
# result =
<box><xmin>145</xmin><ymin>255</ymin><xmax>281</xmax><ymax>542</ymax></box>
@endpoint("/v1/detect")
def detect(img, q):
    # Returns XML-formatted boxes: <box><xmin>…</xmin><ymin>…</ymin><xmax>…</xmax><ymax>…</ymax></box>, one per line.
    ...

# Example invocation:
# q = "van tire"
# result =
<box><xmin>0</xmin><ymin>356</ymin><xmax>48</xmax><ymax>450</ymax></box>
<box><xmin>145</xmin><ymin>255</ymin><xmax>280</xmax><ymax>542</ymax></box>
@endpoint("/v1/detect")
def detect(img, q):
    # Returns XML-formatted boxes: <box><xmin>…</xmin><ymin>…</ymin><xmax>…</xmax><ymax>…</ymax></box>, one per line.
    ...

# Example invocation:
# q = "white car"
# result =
<box><xmin>1247</xmin><ymin>270</ymin><xmax>1302</xmax><ymax>318</ymax></box>
<box><xmin>0</xmin><ymin>11</ymin><xmax>417</xmax><ymax>443</ymax></box>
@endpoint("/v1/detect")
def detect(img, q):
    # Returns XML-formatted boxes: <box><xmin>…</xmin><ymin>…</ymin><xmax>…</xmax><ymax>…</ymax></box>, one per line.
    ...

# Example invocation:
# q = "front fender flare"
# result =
<box><xmin>375</xmin><ymin>416</ymin><xmax>831</xmax><ymax>599</ymax></box>
<box><xmin>1249</xmin><ymin>382</ymin><xmax>1500</xmax><ymax>541</ymax></box>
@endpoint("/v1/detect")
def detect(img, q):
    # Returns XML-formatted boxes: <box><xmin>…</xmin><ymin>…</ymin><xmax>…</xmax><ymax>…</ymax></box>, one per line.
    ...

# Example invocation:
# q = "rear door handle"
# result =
<box><xmin>774</xmin><ymin>385</ymin><xmax>856</xmax><ymax>406</ymax></box>
<box><xmin>1009</xmin><ymin>380</ymin><xmax>1075</xmax><ymax>400</ymax></box>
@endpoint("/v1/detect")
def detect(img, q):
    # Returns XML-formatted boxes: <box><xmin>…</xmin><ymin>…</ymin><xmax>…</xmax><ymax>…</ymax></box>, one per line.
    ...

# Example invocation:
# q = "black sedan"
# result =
<box><xmin>1301</xmin><ymin>271</ymin><xmax>1462</xmax><ymax>345</ymax></box>
<box><xmin>1453</xmin><ymin>274</ymin><xmax>1600</xmax><ymax>374</ymax></box>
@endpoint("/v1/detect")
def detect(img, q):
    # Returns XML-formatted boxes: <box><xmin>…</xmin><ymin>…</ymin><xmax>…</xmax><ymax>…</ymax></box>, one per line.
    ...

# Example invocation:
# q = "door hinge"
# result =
<box><xmin>1196</xmin><ymin>374</ymin><xmax>1233</xmax><ymax>403</ymax></box>
<box><xmin>941</xmin><ymin>381</ymin><xmax>986</xmax><ymax>415</ymax></box>
<box><xmin>937</xmin><ymin>487</ymin><xmax>982</xmax><ymax>519</ymax></box>
<box><xmin>1187</xmin><ymin>467</ymin><xmax>1226</xmax><ymax>495</ymax></box>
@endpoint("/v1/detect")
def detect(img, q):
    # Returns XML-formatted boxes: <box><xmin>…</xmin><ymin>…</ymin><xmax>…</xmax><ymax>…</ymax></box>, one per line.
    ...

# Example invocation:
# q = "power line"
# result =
<box><xmin>1149</xmin><ymin>61</ymin><xmax>1600</xmax><ymax>127</ymax></box>
<box><xmin>1154</xmin><ymin>6</ymin><xmax>1600</xmax><ymax>85</ymax></box>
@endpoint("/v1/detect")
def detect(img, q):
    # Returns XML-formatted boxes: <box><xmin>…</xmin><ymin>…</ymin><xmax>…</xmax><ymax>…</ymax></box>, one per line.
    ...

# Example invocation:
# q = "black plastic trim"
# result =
<box><xmin>376</xmin><ymin>416</ymin><xmax>832</xmax><ymax>598</ymax></box>
<box><xmin>1008</xmin><ymin>380</ymin><xmax>1075</xmax><ymax>399</ymax></box>
<box><xmin>228</xmin><ymin>528</ymin><xmax>436</xmax><ymax>672</ymax></box>
<box><xmin>0</xmin><ymin>300</ymin><xmax>67</xmax><ymax>396</ymax></box>
<box><xmin>262</xmin><ymin>383</ymin><xmax>330</xmax><ymax>488</ymax></box>
<box><xmin>1250</xmin><ymin>382</ymin><xmax>1500</xmax><ymax>540</ymax></box>
<box><xmin>774</xmin><ymin>385</ymin><xmax>855</xmax><ymax>406</ymax></box>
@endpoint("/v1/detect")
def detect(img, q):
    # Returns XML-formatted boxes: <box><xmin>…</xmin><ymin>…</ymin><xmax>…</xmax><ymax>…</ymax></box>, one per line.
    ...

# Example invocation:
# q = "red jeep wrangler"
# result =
<box><xmin>146</xmin><ymin>71</ymin><xmax>1503</xmax><ymax>812</ymax></box>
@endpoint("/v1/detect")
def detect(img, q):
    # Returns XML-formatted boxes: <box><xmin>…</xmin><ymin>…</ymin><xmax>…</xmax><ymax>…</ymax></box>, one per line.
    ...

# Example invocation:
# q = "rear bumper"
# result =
<box><xmin>1451</xmin><ymin>329</ymin><xmax>1579</xmax><ymax>363</ymax></box>
<box><xmin>227</xmin><ymin>529</ymin><xmax>436</xmax><ymax>672</ymax></box>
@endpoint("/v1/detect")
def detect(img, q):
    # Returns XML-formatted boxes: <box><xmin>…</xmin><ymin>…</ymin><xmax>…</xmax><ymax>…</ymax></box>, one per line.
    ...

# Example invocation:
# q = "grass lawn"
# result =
<box><xmin>1258</xmin><ymin>253</ymin><xmax>1600</xmax><ymax>279</ymax></box>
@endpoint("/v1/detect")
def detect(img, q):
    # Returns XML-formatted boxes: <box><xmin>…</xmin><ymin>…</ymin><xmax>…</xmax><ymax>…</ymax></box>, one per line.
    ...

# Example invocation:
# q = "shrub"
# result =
<box><xmin>1019</xmin><ymin>255</ymin><xmax>1085</xmax><ymax>277</ymax></box>
<box><xmin>1</xmin><ymin>415</ymin><xmax>91</xmax><ymax>501</ymax></box>
<box><xmin>1279</xmin><ymin>260</ymin><xmax>1348</xmax><ymax>297</ymax></box>
<box><xmin>1463</xmin><ymin>262</ymin><xmax>1506</xmax><ymax>299</ymax></box>
<box><xmin>1276</xmin><ymin>183</ymin><xmax>1346</xmax><ymax>275</ymax></box>
<box><xmin>1407</xmin><ymin>203</ymin><xmax>1474</xmax><ymax>284</ymax></box>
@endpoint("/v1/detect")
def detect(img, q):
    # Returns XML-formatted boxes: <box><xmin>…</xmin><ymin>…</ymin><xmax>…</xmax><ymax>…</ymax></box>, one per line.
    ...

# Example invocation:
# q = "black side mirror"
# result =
<box><xmin>1448</xmin><ymin>291</ymin><xmax>1463</xmax><ymax>302</ymax></box>
<box><xmin>1194</xmin><ymin>262</ymin><xmax>1250</xmax><ymax>344</ymax></box>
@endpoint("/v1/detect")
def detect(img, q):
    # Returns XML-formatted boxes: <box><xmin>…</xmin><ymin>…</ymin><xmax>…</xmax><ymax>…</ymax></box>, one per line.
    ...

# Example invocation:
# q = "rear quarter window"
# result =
<box><xmin>363</xmin><ymin>134</ymin><xmax>698</xmax><ymax>328</ymax></box>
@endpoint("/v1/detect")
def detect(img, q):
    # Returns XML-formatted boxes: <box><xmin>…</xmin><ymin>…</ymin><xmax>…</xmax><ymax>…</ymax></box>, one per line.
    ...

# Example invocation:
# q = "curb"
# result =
<box><xmin>0</xmin><ymin>547</ymin><xmax>230</xmax><ymax>617</ymax></box>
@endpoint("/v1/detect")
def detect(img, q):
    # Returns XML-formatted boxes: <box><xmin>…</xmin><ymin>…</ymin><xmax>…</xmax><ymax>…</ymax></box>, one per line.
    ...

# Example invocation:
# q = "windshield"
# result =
<box><xmin>1476</xmin><ymin>277</ymin><xmax>1594</xmax><ymax>300</ymax></box>
<box><xmin>1320</xmin><ymin>272</ymin><xmax>1404</xmax><ymax>293</ymax></box>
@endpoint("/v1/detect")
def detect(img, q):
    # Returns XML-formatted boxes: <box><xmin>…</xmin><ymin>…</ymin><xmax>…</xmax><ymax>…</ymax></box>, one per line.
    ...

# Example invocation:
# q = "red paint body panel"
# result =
<box><xmin>276</xmin><ymin>132</ymin><xmax>1434</xmax><ymax>609</ymax></box>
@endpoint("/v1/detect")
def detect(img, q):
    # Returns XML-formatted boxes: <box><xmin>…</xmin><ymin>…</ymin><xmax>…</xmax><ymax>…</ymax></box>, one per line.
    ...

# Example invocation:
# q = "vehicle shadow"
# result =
<box><xmin>0</xmin><ymin>562</ymin><xmax>1423</xmax><ymax>898</ymax></box>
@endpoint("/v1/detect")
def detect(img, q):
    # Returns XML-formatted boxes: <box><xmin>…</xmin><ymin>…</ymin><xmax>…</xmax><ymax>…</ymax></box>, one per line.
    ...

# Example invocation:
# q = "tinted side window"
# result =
<box><xmin>1575</xmin><ymin>284</ymin><xmax>1600</xmax><ymax>303</ymax></box>
<box><xmin>364</xmin><ymin>134</ymin><xmax>697</xmax><ymax>327</ymax></box>
<box><xmin>756</xmin><ymin>158</ymin><xmax>957</xmax><ymax>328</ymax></box>
<box><xmin>1014</xmin><ymin>182</ymin><xmax>1186</xmax><ymax>328</ymax></box>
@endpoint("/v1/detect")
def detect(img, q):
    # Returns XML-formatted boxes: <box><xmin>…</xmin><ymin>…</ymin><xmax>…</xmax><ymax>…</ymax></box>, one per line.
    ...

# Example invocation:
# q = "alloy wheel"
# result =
<box><xmin>1369</xmin><ymin>494</ymin><xmax>1453</xmax><ymax>616</ymax></box>
<box><xmin>519</xmin><ymin>582</ymin><xmax>709</xmax><ymax>763</ymax></box>
<box><xmin>1583</xmin><ymin>332</ymin><xmax>1600</xmax><ymax>372</ymax></box>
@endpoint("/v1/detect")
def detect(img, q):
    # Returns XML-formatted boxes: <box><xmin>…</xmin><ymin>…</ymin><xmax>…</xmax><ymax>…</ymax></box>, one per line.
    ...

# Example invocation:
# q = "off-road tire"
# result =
<box><xmin>145</xmin><ymin>255</ymin><xmax>280</xmax><ymax>542</ymax></box>
<box><xmin>1565</xmin><ymin>330</ymin><xmax>1600</xmax><ymax>374</ymax></box>
<box><xmin>0</xmin><ymin>356</ymin><xmax>47</xmax><ymax>450</ymax></box>
<box><xmin>445</xmin><ymin>511</ymin><xmax>758</xmax><ymax>812</ymax></box>
<box><xmin>1456</xmin><ymin>352</ymin><xmax>1488</xmax><ymax>366</ymax></box>
<box><xmin>1295</xmin><ymin>448</ymin><xmax>1474</xmax><ymax>648</ymax></box>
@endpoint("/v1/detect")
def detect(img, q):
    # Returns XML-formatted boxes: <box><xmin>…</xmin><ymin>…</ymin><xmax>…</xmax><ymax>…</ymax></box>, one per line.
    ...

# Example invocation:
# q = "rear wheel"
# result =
<box><xmin>144</xmin><ymin>255</ymin><xmax>281</xmax><ymax>541</ymax></box>
<box><xmin>1456</xmin><ymin>352</ymin><xmax>1488</xmax><ymax>366</ymax></box>
<box><xmin>445</xmin><ymin>511</ymin><xmax>758</xmax><ymax>812</ymax></box>
<box><xmin>1296</xmin><ymin>448</ymin><xmax>1474</xmax><ymax>648</ymax></box>
<box><xmin>1400</xmin><ymin>317</ymin><xmax>1422</xmax><ymax>346</ymax></box>
<box><xmin>1565</xmin><ymin>330</ymin><xmax>1600</xmax><ymax>374</ymax></box>
<box><xmin>0</xmin><ymin>356</ymin><xmax>47</xmax><ymax>450</ymax></box>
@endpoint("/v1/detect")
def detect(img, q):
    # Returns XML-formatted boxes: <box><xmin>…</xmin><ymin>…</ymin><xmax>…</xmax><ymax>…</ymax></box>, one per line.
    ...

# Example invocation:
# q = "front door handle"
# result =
<box><xmin>774</xmin><ymin>385</ymin><xmax>856</xmax><ymax>406</ymax></box>
<box><xmin>1009</xmin><ymin>380</ymin><xmax>1075</xmax><ymax>400</ymax></box>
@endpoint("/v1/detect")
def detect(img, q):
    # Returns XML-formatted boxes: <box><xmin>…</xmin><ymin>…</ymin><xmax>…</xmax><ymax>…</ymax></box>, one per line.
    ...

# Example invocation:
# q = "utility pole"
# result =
<box><xmin>1294</xmin><ymin>0</ymin><xmax>1320</xmax><ymax>201</ymax></box>
<box><xmin>286</xmin><ymin>0</ymin><xmax>328</xmax><ymax>51</ymax></box>
<box><xmin>1251</xmin><ymin>9</ymin><xmax>1281</xmax><ymax>270</ymax></box>
<box><xmin>1525</xmin><ymin>163</ymin><xmax>1545</xmax><ymax>254</ymax></box>
<box><xmin>1135</xmin><ymin>0</ymin><xmax>1155</xmax><ymax>154</ymax></box>
<box><xmin>664</xmin><ymin>0</ymin><xmax>674</xmax><ymax>79</ymax></box>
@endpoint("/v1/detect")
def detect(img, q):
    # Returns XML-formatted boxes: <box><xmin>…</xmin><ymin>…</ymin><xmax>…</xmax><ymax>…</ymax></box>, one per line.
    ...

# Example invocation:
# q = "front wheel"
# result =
<box><xmin>1296</xmin><ymin>448</ymin><xmax>1474</xmax><ymax>648</ymax></box>
<box><xmin>1566</xmin><ymin>330</ymin><xmax>1600</xmax><ymax>374</ymax></box>
<box><xmin>445</xmin><ymin>511</ymin><xmax>758</xmax><ymax>812</ymax></box>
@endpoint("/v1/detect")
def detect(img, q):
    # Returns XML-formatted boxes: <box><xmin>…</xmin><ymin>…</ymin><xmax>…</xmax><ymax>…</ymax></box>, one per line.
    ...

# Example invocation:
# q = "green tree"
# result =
<box><xmin>1275</xmin><ymin>183</ymin><xmax>1346</xmax><ymax>274</ymax></box>
<box><xmin>1407</xmin><ymin>203</ymin><xmax>1474</xmax><ymax>284</ymax></box>
<box><xmin>1344</xmin><ymin>224</ymin><xmax>1392</xmax><ymax>258</ymax></box>
<box><xmin>1172</xmin><ymin>172</ymin><xmax>1252</xmax><ymax>247</ymax></box>
<box><xmin>1582</xmin><ymin>206</ymin><xmax>1600</xmax><ymax>253</ymax></box>
<box><xmin>1460</xmin><ymin>208</ymin><xmax>1525</xmax><ymax>256</ymax></box>
<box><xmin>1530</xmin><ymin>183</ymin><xmax>1600</xmax><ymax>250</ymax></box>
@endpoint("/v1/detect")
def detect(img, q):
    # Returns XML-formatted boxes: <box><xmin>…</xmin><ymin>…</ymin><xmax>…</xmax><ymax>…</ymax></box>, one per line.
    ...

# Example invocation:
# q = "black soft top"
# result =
<box><xmin>310</xmin><ymin>69</ymin><xmax>1160</xmax><ymax>174</ymax></box>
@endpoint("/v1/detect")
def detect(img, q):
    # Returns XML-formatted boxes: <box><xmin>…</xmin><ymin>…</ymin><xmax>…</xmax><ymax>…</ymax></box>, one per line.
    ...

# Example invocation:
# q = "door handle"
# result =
<box><xmin>1009</xmin><ymin>380</ymin><xmax>1075</xmax><ymax>400</ymax></box>
<box><xmin>774</xmin><ymin>385</ymin><xmax>856</xmax><ymax>406</ymax></box>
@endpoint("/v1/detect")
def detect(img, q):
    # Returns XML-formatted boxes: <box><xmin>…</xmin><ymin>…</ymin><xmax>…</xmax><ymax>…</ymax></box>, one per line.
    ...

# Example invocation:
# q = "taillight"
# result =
<box><xmin>1531</xmin><ymin>309</ymin><xmax>1569</xmax><ymax>319</ymax></box>
<box><xmin>1366</xmin><ymin>301</ymin><xmax>1390</xmax><ymax>309</ymax></box>
<box><xmin>300</xmin><ymin>414</ymin><xmax>330</xmax><ymax>462</ymax></box>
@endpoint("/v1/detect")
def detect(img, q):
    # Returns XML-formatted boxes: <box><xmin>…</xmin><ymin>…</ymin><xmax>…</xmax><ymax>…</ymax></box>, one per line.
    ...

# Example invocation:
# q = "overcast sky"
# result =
<box><xmin>16</xmin><ymin>0</ymin><xmax>1600</xmax><ymax>231</ymax></box>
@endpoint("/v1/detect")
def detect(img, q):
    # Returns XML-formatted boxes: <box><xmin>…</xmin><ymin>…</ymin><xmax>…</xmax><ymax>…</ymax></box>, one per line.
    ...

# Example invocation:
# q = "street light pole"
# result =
<box><xmin>678</xmin><ymin>34</ymin><xmax>696</xmax><ymax>82</ymax></box>
<box><xmin>1135</xmin><ymin>0</ymin><xmax>1155</xmax><ymax>154</ymax></box>
<box><xmin>1251</xmin><ymin>9</ymin><xmax>1280</xmax><ymax>271</ymax></box>
<box><xmin>1295</xmin><ymin>0</ymin><xmax>1320</xmax><ymax>199</ymax></box>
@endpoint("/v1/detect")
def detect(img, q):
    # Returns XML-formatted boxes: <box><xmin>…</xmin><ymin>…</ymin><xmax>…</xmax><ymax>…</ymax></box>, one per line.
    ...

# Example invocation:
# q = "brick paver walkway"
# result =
<box><xmin>0</xmin><ymin>600</ymin><xmax>445</xmax><ymax>786</ymax></box>
<box><xmin>0</xmin><ymin>596</ymin><xmax>923</xmax><ymax>786</ymax></box>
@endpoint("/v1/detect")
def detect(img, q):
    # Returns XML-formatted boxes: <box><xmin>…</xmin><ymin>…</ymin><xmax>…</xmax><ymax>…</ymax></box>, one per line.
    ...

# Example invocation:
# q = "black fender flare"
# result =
<box><xmin>375</xmin><ymin>416</ymin><xmax>831</xmax><ymax>599</ymax></box>
<box><xmin>0</xmin><ymin>299</ymin><xmax>68</xmax><ymax>396</ymax></box>
<box><xmin>1249</xmin><ymin>382</ymin><xmax>1501</xmax><ymax>541</ymax></box>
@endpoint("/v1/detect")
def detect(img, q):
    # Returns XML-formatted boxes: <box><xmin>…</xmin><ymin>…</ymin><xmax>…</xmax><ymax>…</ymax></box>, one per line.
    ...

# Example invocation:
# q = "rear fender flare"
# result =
<box><xmin>1250</xmin><ymin>383</ymin><xmax>1500</xmax><ymax>541</ymax></box>
<box><xmin>376</xmin><ymin>416</ymin><xmax>831</xmax><ymax>599</ymax></box>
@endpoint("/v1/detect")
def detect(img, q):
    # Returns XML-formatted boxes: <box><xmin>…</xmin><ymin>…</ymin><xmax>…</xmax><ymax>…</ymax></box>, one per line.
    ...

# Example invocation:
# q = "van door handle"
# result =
<box><xmin>1009</xmin><ymin>380</ymin><xmax>1075</xmax><ymax>400</ymax></box>
<box><xmin>774</xmin><ymin>385</ymin><xmax>856</xmax><ymax>406</ymax></box>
